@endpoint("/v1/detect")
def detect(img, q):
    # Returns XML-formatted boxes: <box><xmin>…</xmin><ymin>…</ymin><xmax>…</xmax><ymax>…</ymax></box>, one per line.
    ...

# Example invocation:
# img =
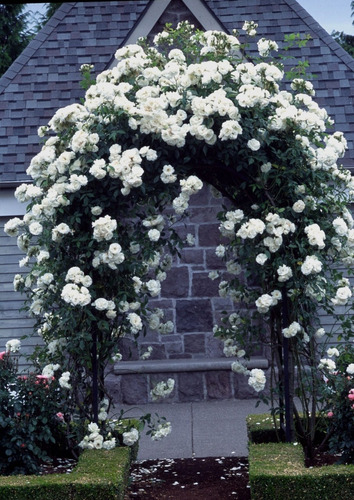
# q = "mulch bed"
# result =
<box><xmin>124</xmin><ymin>456</ymin><xmax>251</xmax><ymax>499</ymax></box>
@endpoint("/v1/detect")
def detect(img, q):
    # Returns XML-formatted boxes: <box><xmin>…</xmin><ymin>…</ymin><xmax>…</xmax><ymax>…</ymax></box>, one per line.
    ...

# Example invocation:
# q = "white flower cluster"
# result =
<box><xmin>277</xmin><ymin>264</ymin><xmax>293</xmax><ymax>282</ymax></box>
<box><xmin>263</xmin><ymin>213</ymin><xmax>296</xmax><ymax>253</ymax></box>
<box><xmin>79</xmin><ymin>422</ymin><xmax>116</xmax><ymax>450</ymax></box>
<box><xmin>151</xmin><ymin>422</ymin><xmax>172</xmax><ymax>441</ymax></box>
<box><xmin>255</xmin><ymin>290</ymin><xmax>281</xmax><ymax>313</ymax></box>
<box><xmin>172</xmin><ymin>175</ymin><xmax>203</xmax><ymax>215</ymax></box>
<box><xmin>242</xmin><ymin>21</ymin><xmax>258</xmax><ymax>36</ymax></box>
<box><xmin>223</xmin><ymin>339</ymin><xmax>245</xmax><ymax>358</ymax></box>
<box><xmin>92</xmin><ymin>243</ymin><xmax>125</xmax><ymax>270</ymax></box>
<box><xmin>150</xmin><ymin>378</ymin><xmax>175</xmax><ymax>401</ymax></box>
<box><xmin>92</xmin><ymin>298</ymin><xmax>116</xmax><ymax>319</ymax></box>
<box><xmin>92</xmin><ymin>215</ymin><xmax>117</xmax><ymax>241</ymax></box>
<box><xmin>5</xmin><ymin>339</ymin><xmax>21</xmax><ymax>353</ymax></box>
<box><xmin>318</xmin><ymin>358</ymin><xmax>336</xmax><ymax>374</ymax></box>
<box><xmin>282</xmin><ymin>321</ymin><xmax>301</xmax><ymax>338</ymax></box>
<box><xmin>42</xmin><ymin>363</ymin><xmax>60</xmax><ymax>378</ymax></box>
<box><xmin>248</xmin><ymin>368</ymin><xmax>266</xmax><ymax>392</ymax></box>
<box><xmin>128</xmin><ymin>312</ymin><xmax>143</xmax><ymax>334</ymax></box>
<box><xmin>59</xmin><ymin>371</ymin><xmax>71</xmax><ymax>389</ymax></box>
<box><xmin>61</xmin><ymin>283</ymin><xmax>91</xmax><ymax>307</ymax></box>
<box><xmin>160</xmin><ymin>164</ymin><xmax>177</xmax><ymax>184</ymax></box>
<box><xmin>301</xmin><ymin>255</ymin><xmax>322</xmax><ymax>276</ymax></box>
<box><xmin>257</xmin><ymin>38</ymin><xmax>278</xmax><ymax>57</ymax></box>
<box><xmin>304</xmin><ymin>223</ymin><xmax>326</xmax><ymax>249</ymax></box>
<box><xmin>122</xmin><ymin>427</ymin><xmax>139</xmax><ymax>446</ymax></box>
<box><xmin>237</xmin><ymin>218</ymin><xmax>265</xmax><ymax>239</ymax></box>
<box><xmin>331</xmin><ymin>285</ymin><xmax>352</xmax><ymax>306</ymax></box>
<box><xmin>219</xmin><ymin>210</ymin><xmax>245</xmax><ymax>238</ymax></box>
<box><xmin>346</xmin><ymin>364</ymin><xmax>354</xmax><ymax>375</ymax></box>
<box><xmin>65</xmin><ymin>267</ymin><xmax>92</xmax><ymax>287</ymax></box>
<box><xmin>140</xmin><ymin>346</ymin><xmax>153</xmax><ymax>360</ymax></box>
<box><xmin>231</xmin><ymin>360</ymin><xmax>249</xmax><ymax>375</ymax></box>
<box><xmin>52</xmin><ymin>223</ymin><xmax>72</xmax><ymax>242</ymax></box>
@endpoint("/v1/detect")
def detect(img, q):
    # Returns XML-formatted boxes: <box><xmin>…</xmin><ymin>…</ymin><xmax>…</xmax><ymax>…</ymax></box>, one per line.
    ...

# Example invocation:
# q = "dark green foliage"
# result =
<box><xmin>0</xmin><ymin>447</ymin><xmax>131</xmax><ymax>500</ymax></box>
<box><xmin>248</xmin><ymin>416</ymin><xmax>354</xmax><ymax>500</ymax></box>
<box><xmin>0</xmin><ymin>4</ymin><xmax>32</xmax><ymax>76</ymax></box>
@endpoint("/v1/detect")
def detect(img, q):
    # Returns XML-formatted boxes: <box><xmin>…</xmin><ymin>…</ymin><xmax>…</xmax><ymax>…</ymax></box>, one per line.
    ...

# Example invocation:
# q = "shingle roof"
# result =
<box><xmin>0</xmin><ymin>0</ymin><xmax>353</xmax><ymax>184</ymax></box>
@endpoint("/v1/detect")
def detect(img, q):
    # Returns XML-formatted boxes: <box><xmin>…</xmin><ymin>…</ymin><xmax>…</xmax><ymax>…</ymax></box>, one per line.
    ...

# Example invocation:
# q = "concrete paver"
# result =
<box><xmin>118</xmin><ymin>399</ymin><xmax>269</xmax><ymax>460</ymax></box>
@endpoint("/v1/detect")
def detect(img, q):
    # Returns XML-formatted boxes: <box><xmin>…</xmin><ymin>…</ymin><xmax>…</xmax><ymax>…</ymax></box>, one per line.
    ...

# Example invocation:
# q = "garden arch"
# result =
<box><xmin>4</xmin><ymin>21</ymin><xmax>354</xmax><ymax>457</ymax></box>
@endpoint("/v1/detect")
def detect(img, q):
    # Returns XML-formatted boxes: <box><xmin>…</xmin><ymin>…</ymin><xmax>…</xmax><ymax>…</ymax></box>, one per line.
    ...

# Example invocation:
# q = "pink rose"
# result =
<box><xmin>0</xmin><ymin>351</ymin><xmax>6</xmax><ymax>360</ymax></box>
<box><xmin>56</xmin><ymin>412</ymin><xmax>65</xmax><ymax>421</ymax></box>
<box><xmin>327</xmin><ymin>411</ymin><xmax>334</xmax><ymax>418</ymax></box>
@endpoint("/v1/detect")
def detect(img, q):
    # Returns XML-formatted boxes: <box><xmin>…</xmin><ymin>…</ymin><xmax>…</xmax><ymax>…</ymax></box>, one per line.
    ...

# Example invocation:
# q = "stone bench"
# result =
<box><xmin>109</xmin><ymin>357</ymin><xmax>270</xmax><ymax>404</ymax></box>
<box><xmin>114</xmin><ymin>356</ymin><xmax>269</xmax><ymax>375</ymax></box>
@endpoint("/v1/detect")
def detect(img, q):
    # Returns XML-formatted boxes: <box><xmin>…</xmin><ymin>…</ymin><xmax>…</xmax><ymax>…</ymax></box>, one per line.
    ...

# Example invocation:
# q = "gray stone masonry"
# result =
<box><xmin>110</xmin><ymin>185</ymin><xmax>268</xmax><ymax>404</ymax></box>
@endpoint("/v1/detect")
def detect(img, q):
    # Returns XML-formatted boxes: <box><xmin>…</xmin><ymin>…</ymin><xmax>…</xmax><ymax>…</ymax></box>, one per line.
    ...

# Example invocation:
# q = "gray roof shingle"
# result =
<box><xmin>0</xmin><ymin>0</ymin><xmax>353</xmax><ymax>184</ymax></box>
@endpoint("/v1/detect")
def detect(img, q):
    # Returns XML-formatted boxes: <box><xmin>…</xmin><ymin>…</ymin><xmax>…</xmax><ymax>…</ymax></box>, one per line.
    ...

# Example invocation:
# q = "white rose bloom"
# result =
<box><xmin>29</xmin><ymin>222</ymin><xmax>43</xmax><ymax>235</ymax></box>
<box><xmin>148</xmin><ymin>229</ymin><xmax>161</xmax><ymax>242</ymax></box>
<box><xmin>331</xmin><ymin>285</ymin><xmax>352</xmax><ymax>305</ymax></box>
<box><xmin>151</xmin><ymin>422</ymin><xmax>172</xmax><ymax>441</ymax></box>
<box><xmin>215</xmin><ymin>245</ymin><xmax>226</xmax><ymax>257</ymax></box>
<box><xmin>5</xmin><ymin>339</ymin><xmax>21</xmax><ymax>353</ymax></box>
<box><xmin>292</xmin><ymin>200</ymin><xmax>305</xmax><ymax>213</ymax></box>
<box><xmin>315</xmin><ymin>328</ymin><xmax>326</xmax><ymax>338</ymax></box>
<box><xmin>282</xmin><ymin>321</ymin><xmax>301</xmax><ymax>338</ymax></box>
<box><xmin>318</xmin><ymin>358</ymin><xmax>336</xmax><ymax>373</ymax></box>
<box><xmin>301</xmin><ymin>255</ymin><xmax>322</xmax><ymax>275</ymax></box>
<box><xmin>255</xmin><ymin>293</ymin><xmax>275</xmax><ymax>313</ymax></box>
<box><xmin>146</xmin><ymin>279</ymin><xmax>161</xmax><ymax>297</ymax></box>
<box><xmin>248</xmin><ymin>368</ymin><xmax>266</xmax><ymax>392</ymax></box>
<box><xmin>260</xmin><ymin>162</ymin><xmax>272</xmax><ymax>173</ymax></box>
<box><xmin>128</xmin><ymin>312</ymin><xmax>143</xmax><ymax>333</ymax></box>
<box><xmin>333</xmin><ymin>217</ymin><xmax>348</xmax><ymax>237</ymax></box>
<box><xmin>92</xmin><ymin>215</ymin><xmax>117</xmax><ymax>241</ymax></box>
<box><xmin>247</xmin><ymin>138</ymin><xmax>261</xmax><ymax>151</ymax></box>
<box><xmin>255</xmin><ymin>253</ymin><xmax>268</xmax><ymax>265</ymax></box>
<box><xmin>327</xmin><ymin>347</ymin><xmax>339</xmax><ymax>357</ymax></box>
<box><xmin>123</xmin><ymin>428</ymin><xmax>139</xmax><ymax>446</ymax></box>
<box><xmin>59</xmin><ymin>371</ymin><xmax>72</xmax><ymax>389</ymax></box>
<box><xmin>346</xmin><ymin>363</ymin><xmax>354</xmax><ymax>375</ymax></box>
<box><xmin>91</xmin><ymin>206</ymin><xmax>103</xmax><ymax>216</ymax></box>
<box><xmin>277</xmin><ymin>265</ymin><xmax>293</xmax><ymax>282</ymax></box>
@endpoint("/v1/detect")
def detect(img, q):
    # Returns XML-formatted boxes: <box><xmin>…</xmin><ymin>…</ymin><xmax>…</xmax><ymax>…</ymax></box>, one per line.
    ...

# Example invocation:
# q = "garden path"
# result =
<box><xmin>117</xmin><ymin>399</ymin><xmax>269</xmax><ymax>460</ymax></box>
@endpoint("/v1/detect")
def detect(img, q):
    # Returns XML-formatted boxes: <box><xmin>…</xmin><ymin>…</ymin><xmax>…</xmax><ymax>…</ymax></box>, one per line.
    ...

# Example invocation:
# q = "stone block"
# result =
<box><xmin>139</xmin><ymin>343</ymin><xmax>166</xmax><ymax>360</ymax></box>
<box><xmin>180</xmin><ymin>248</ymin><xmax>204</xmax><ymax>266</ymax></box>
<box><xmin>206</xmin><ymin>371</ymin><xmax>232</xmax><ymax>400</ymax></box>
<box><xmin>165</xmin><ymin>342</ymin><xmax>183</xmax><ymax>355</ymax></box>
<box><xmin>177</xmin><ymin>372</ymin><xmax>204</xmax><ymax>401</ymax></box>
<box><xmin>206</xmin><ymin>335</ymin><xmax>224</xmax><ymax>357</ymax></box>
<box><xmin>188</xmin><ymin>185</ymin><xmax>210</xmax><ymax>206</ymax></box>
<box><xmin>205</xmin><ymin>248</ymin><xmax>226</xmax><ymax>269</ymax></box>
<box><xmin>184</xmin><ymin>333</ymin><xmax>206</xmax><ymax>354</ymax></box>
<box><xmin>198</xmin><ymin>223</ymin><xmax>222</xmax><ymax>247</ymax></box>
<box><xmin>176</xmin><ymin>299</ymin><xmax>213</xmax><ymax>333</ymax></box>
<box><xmin>192</xmin><ymin>271</ymin><xmax>219</xmax><ymax>297</ymax></box>
<box><xmin>233</xmin><ymin>372</ymin><xmax>256</xmax><ymax>399</ymax></box>
<box><xmin>121</xmin><ymin>374</ymin><xmax>148</xmax><ymax>404</ymax></box>
<box><xmin>119</xmin><ymin>337</ymin><xmax>139</xmax><ymax>361</ymax></box>
<box><xmin>188</xmin><ymin>206</ymin><xmax>220</xmax><ymax>223</ymax></box>
<box><xmin>161</xmin><ymin>266</ymin><xmax>190</xmax><ymax>298</ymax></box>
<box><xmin>104</xmin><ymin>372</ymin><xmax>122</xmax><ymax>404</ymax></box>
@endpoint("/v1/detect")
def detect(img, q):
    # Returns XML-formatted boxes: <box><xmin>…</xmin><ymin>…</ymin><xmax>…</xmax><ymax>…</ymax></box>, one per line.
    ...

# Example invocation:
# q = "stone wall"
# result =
<box><xmin>109</xmin><ymin>186</ymin><xmax>267</xmax><ymax>404</ymax></box>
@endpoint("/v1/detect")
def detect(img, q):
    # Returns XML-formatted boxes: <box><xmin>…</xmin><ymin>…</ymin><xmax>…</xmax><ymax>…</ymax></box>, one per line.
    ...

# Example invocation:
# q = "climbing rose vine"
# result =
<box><xmin>5</xmin><ymin>21</ymin><xmax>354</xmax><ymax>458</ymax></box>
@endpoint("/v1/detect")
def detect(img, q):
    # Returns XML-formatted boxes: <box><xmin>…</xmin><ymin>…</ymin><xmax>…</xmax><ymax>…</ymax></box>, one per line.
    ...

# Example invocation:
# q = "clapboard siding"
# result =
<box><xmin>0</xmin><ymin>218</ymin><xmax>38</xmax><ymax>362</ymax></box>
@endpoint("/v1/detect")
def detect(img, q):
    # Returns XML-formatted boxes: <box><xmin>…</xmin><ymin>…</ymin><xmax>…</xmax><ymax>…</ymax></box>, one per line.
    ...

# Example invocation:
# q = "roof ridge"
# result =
<box><xmin>0</xmin><ymin>2</ymin><xmax>77</xmax><ymax>95</ymax></box>
<box><xmin>284</xmin><ymin>0</ymin><xmax>354</xmax><ymax>72</ymax></box>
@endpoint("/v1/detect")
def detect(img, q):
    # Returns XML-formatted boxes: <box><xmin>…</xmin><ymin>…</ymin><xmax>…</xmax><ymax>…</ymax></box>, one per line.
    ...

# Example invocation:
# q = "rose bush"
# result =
<box><xmin>4</xmin><ymin>21</ymin><xmax>354</xmax><ymax>459</ymax></box>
